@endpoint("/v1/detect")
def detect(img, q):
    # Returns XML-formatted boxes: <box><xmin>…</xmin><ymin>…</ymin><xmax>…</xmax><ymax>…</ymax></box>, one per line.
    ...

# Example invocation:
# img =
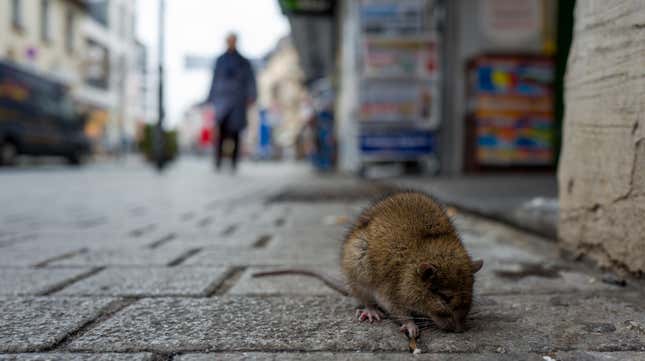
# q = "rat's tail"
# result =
<box><xmin>252</xmin><ymin>269</ymin><xmax>350</xmax><ymax>296</ymax></box>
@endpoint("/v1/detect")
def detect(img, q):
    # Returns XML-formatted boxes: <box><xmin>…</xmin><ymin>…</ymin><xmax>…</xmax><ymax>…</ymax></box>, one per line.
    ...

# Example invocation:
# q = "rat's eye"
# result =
<box><xmin>436</xmin><ymin>291</ymin><xmax>453</xmax><ymax>304</ymax></box>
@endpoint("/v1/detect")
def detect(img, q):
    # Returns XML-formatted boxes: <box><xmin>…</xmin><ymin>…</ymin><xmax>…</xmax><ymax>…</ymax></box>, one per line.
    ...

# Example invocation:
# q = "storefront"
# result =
<box><xmin>284</xmin><ymin>0</ymin><xmax>568</xmax><ymax>175</ymax></box>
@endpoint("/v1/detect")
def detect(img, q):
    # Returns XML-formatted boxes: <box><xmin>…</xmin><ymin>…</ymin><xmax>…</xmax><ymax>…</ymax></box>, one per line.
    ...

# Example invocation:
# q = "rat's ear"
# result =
<box><xmin>471</xmin><ymin>259</ymin><xmax>483</xmax><ymax>273</ymax></box>
<box><xmin>417</xmin><ymin>262</ymin><xmax>437</xmax><ymax>281</ymax></box>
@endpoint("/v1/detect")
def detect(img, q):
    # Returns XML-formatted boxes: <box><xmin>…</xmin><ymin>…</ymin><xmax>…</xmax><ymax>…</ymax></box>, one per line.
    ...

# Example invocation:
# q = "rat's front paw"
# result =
<box><xmin>355</xmin><ymin>307</ymin><xmax>383</xmax><ymax>323</ymax></box>
<box><xmin>400</xmin><ymin>320</ymin><xmax>419</xmax><ymax>338</ymax></box>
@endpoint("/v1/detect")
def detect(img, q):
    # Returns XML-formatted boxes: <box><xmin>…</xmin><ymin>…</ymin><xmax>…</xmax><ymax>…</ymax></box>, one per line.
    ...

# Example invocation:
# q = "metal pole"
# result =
<box><xmin>155</xmin><ymin>0</ymin><xmax>166</xmax><ymax>170</ymax></box>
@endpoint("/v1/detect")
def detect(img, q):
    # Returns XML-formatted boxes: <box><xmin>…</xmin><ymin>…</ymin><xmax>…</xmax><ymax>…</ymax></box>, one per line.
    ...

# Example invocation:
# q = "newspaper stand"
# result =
<box><xmin>357</xmin><ymin>0</ymin><xmax>440</xmax><ymax>174</ymax></box>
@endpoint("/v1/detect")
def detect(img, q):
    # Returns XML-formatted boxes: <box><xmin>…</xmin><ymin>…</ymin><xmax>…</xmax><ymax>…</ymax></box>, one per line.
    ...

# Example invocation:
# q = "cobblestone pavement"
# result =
<box><xmin>1</xmin><ymin>159</ymin><xmax>644</xmax><ymax>360</ymax></box>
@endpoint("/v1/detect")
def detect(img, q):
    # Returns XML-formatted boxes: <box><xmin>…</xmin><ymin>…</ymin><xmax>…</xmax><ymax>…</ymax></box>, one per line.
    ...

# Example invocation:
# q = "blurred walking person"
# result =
<box><xmin>206</xmin><ymin>32</ymin><xmax>257</xmax><ymax>171</ymax></box>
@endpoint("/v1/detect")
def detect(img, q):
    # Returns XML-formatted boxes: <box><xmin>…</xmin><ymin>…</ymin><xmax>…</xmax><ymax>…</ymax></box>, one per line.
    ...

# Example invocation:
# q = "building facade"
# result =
<box><xmin>78</xmin><ymin>0</ymin><xmax>143</xmax><ymax>153</ymax></box>
<box><xmin>0</xmin><ymin>0</ymin><xmax>87</xmax><ymax>87</ymax></box>
<box><xmin>255</xmin><ymin>36</ymin><xmax>309</xmax><ymax>157</ymax></box>
<box><xmin>0</xmin><ymin>0</ymin><xmax>145</xmax><ymax>154</ymax></box>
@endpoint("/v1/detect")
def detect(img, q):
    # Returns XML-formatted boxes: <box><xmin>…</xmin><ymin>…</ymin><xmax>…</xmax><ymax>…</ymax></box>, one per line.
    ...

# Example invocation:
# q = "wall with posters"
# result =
<box><xmin>466</xmin><ymin>55</ymin><xmax>554</xmax><ymax>168</ymax></box>
<box><xmin>336</xmin><ymin>0</ymin><xmax>557</xmax><ymax>174</ymax></box>
<box><xmin>440</xmin><ymin>0</ymin><xmax>556</xmax><ymax>174</ymax></box>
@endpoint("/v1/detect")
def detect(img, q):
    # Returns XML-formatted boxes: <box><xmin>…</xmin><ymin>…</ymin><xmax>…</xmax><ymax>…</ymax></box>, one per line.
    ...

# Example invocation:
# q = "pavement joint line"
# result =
<box><xmin>50</xmin><ymin>297</ymin><xmax>141</xmax><ymax>352</ymax></box>
<box><xmin>37</xmin><ymin>266</ymin><xmax>106</xmax><ymax>296</ymax></box>
<box><xmin>75</xmin><ymin>217</ymin><xmax>108</xmax><ymax>229</ymax></box>
<box><xmin>129</xmin><ymin>224</ymin><xmax>157</xmax><ymax>238</ymax></box>
<box><xmin>0</xmin><ymin>234</ymin><xmax>37</xmax><ymax>248</ymax></box>
<box><xmin>252</xmin><ymin>234</ymin><xmax>273</xmax><ymax>248</ymax></box>
<box><xmin>197</xmin><ymin>217</ymin><xmax>213</xmax><ymax>228</ymax></box>
<box><xmin>147</xmin><ymin>233</ymin><xmax>177</xmax><ymax>249</ymax></box>
<box><xmin>220</xmin><ymin>224</ymin><xmax>237</xmax><ymax>237</ymax></box>
<box><xmin>209</xmin><ymin>266</ymin><xmax>247</xmax><ymax>296</ymax></box>
<box><xmin>33</xmin><ymin>248</ymin><xmax>88</xmax><ymax>268</ymax></box>
<box><xmin>201</xmin><ymin>266</ymin><xmax>238</xmax><ymax>297</ymax></box>
<box><xmin>167</xmin><ymin>248</ymin><xmax>203</xmax><ymax>267</ymax></box>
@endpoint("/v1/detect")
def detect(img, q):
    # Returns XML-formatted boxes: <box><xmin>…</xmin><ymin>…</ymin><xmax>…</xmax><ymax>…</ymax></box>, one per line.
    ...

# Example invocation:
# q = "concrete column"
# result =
<box><xmin>558</xmin><ymin>1</ymin><xmax>645</xmax><ymax>274</ymax></box>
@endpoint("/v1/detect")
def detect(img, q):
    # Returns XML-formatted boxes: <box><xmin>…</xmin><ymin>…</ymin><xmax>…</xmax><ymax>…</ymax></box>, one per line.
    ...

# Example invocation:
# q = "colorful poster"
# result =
<box><xmin>473</xmin><ymin>58</ymin><xmax>553</xmax><ymax>97</ymax></box>
<box><xmin>468</xmin><ymin>55</ymin><xmax>554</xmax><ymax>166</ymax></box>
<box><xmin>476</xmin><ymin>116</ymin><xmax>553</xmax><ymax>165</ymax></box>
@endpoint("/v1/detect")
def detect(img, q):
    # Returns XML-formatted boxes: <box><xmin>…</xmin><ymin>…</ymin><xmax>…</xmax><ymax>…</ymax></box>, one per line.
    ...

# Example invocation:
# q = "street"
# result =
<box><xmin>0</xmin><ymin>159</ymin><xmax>644</xmax><ymax>360</ymax></box>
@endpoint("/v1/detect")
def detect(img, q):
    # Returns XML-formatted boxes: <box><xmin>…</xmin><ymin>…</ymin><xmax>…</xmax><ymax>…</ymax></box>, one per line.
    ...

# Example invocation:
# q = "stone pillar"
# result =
<box><xmin>558</xmin><ymin>1</ymin><xmax>645</xmax><ymax>274</ymax></box>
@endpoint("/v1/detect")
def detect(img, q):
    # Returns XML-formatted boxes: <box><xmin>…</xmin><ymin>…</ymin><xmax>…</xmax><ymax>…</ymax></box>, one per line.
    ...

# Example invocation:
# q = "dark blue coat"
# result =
<box><xmin>206</xmin><ymin>50</ymin><xmax>257</xmax><ymax>132</ymax></box>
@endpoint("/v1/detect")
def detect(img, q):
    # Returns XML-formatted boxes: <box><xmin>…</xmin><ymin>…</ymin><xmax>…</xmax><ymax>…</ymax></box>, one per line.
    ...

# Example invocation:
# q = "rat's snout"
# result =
<box><xmin>433</xmin><ymin>314</ymin><xmax>468</xmax><ymax>333</ymax></box>
<box><xmin>453</xmin><ymin>315</ymin><xmax>469</xmax><ymax>333</ymax></box>
<box><xmin>430</xmin><ymin>314</ymin><xmax>457</xmax><ymax>332</ymax></box>
<box><xmin>453</xmin><ymin>321</ymin><xmax>466</xmax><ymax>333</ymax></box>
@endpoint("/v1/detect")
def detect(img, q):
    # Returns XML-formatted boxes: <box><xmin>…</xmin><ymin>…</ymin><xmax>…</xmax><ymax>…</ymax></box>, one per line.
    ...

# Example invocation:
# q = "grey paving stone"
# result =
<box><xmin>228</xmin><ymin>267</ymin><xmax>343</xmax><ymax>295</ymax></box>
<box><xmin>475</xmin><ymin>260</ymin><xmax>625</xmax><ymax>295</ymax></box>
<box><xmin>57</xmin><ymin>267</ymin><xmax>230</xmax><ymax>297</ymax></box>
<box><xmin>176</xmin><ymin>247</ymin><xmax>266</xmax><ymax>266</ymax></box>
<box><xmin>24</xmin><ymin>230</ymin><xmax>168</xmax><ymax>250</ymax></box>
<box><xmin>69</xmin><ymin>296</ymin><xmax>404</xmax><ymax>353</ymax></box>
<box><xmin>0</xmin><ymin>353</ymin><xmax>154</xmax><ymax>361</ymax></box>
<box><xmin>285</xmin><ymin>203</ymin><xmax>355</xmax><ymax>228</ymax></box>
<box><xmin>270</xmin><ymin>226</ymin><xmax>346</xmax><ymax>248</ymax></box>
<box><xmin>175</xmin><ymin>353</ymin><xmax>544</xmax><ymax>361</ymax></box>
<box><xmin>171</xmin><ymin>229</ymin><xmax>272</xmax><ymax>248</ymax></box>
<box><xmin>184</xmin><ymin>246</ymin><xmax>340</xmax><ymax>267</ymax></box>
<box><xmin>48</xmin><ymin>246</ymin><xmax>194</xmax><ymax>267</ymax></box>
<box><xmin>465</xmin><ymin>239</ymin><xmax>545</xmax><ymax>264</ymax></box>
<box><xmin>69</xmin><ymin>293</ymin><xmax>645</xmax><ymax>353</ymax></box>
<box><xmin>0</xmin><ymin>268</ymin><xmax>92</xmax><ymax>296</ymax></box>
<box><xmin>415</xmin><ymin>293</ymin><xmax>645</xmax><ymax>353</ymax></box>
<box><xmin>0</xmin><ymin>297</ymin><xmax>115</xmax><ymax>352</ymax></box>
<box><xmin>555</xmin><ymin>352</ymin><xmax>645</xmax><ymax>360</ymax></box>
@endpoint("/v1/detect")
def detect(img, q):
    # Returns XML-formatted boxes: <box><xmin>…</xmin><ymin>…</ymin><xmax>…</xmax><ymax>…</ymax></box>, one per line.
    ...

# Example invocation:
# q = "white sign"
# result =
<box><xmin>480</xmin><ymin>0</ymin><xmax>542</xmax><ymax>46</ymax></box>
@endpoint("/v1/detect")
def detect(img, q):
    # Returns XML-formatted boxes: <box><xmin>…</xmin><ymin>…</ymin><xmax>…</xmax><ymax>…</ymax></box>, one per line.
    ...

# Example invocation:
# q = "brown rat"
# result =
<box><xmin>253</xmin><ymin>191</ymin><xmax>483</xmax><ymax>338</ymax></box>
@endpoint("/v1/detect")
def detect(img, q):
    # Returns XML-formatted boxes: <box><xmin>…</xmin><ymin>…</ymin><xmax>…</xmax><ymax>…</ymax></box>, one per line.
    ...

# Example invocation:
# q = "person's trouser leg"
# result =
<box><xmin>215</xmin><ymin>123</ymin><xmax>226</xmax><ymax>170</ymax></box>
<box><xmin>230</xmin><ymin>131</ymin><xmax>240</xmax><ymax>170</ymax></box>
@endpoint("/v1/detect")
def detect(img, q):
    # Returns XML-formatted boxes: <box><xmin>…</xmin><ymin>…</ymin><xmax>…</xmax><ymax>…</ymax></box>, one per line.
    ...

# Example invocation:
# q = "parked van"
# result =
<box><xmin>0</xmin><ymin>61</ymin><xmax>90</xmax><ymax>166</ymax></box>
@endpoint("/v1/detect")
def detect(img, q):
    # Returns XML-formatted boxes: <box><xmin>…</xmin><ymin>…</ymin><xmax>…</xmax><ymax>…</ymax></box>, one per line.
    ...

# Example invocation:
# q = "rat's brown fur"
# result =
<box><xmin>342</xmin><ymin>191</ymin><xmax>482</xmax><ymax>333</ymax></box>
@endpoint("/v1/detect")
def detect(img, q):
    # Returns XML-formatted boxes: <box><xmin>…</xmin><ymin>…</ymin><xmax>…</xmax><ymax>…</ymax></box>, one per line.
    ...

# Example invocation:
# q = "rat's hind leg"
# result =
<box><xmin>356</xmin><ymin>306</ymin><xmax>383</xmax><ymax>323</ymax></box>
<box><xmin>351</xmin><ymin>285</ymin><xmax>383</xmax><ymax>323</ymax></box>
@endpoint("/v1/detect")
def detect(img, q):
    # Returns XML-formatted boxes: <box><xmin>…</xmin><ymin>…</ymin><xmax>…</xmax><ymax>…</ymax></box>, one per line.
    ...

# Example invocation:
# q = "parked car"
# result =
<box><xmin>0</xmin><ymin>61</ymin><xmax>90</xmax><ymax>166</ymax></box>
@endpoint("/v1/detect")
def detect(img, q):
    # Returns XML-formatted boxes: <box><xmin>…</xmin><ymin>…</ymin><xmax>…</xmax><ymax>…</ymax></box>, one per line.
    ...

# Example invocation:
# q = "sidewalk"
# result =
<box><xmin>391</xmin><ymin>174</ymin><xmax>559</xmax><ymax>239</ymax></box>
<box><xmin>1</xmin><ymin>161</ymin><xmax>643</xmax><ymax>360</ymax></box>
